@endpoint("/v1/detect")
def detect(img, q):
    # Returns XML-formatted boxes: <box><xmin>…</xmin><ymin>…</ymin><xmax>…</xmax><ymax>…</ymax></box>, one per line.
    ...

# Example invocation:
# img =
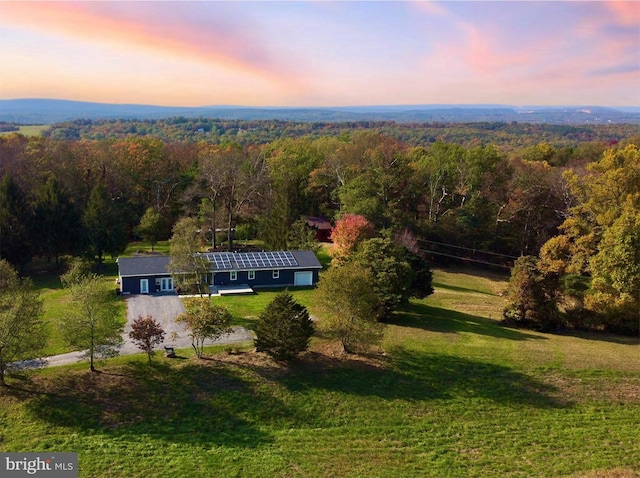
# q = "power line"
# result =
<box><xmin>409</xmin><ymin>237</ymin><xmax>520</xmax><ymax>260</ymax></box>
<box><xmin>415</xmin><ymin>247</ymin><xmax>512</xmax><ymax>269</ymax></box>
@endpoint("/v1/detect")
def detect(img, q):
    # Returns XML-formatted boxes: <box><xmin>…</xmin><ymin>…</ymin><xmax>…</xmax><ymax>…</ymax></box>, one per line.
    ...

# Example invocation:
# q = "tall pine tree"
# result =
<box><xmin>0</xmin><ymin>175</ymin><xmax>32</xmax><ymax>272</ymax></box>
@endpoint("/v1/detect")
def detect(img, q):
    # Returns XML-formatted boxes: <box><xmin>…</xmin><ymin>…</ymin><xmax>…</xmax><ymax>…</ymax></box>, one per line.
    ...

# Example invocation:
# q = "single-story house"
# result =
<box><xmin>117</xmin><ymin>250</ymin><xmax>322</xmax><ymax>295</ymax></box>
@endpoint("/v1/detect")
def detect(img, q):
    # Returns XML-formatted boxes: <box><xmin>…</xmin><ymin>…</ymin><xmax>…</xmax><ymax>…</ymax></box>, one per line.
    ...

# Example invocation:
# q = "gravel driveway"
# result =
<box><xmin>122</xmin><ymin>294</ymin><xmax>254</xmax><ymax>354</ymax></box>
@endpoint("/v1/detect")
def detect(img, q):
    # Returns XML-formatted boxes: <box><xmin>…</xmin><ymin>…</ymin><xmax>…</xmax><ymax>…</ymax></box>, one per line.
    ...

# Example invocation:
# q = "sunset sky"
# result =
<box><xmin>1</xmin><ymin>1</ymin><xmax>639</xmax><ymax>107</ymax></box>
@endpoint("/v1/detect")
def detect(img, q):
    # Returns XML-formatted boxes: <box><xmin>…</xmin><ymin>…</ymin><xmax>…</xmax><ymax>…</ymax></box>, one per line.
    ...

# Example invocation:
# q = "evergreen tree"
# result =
<box><xmin>0</xmin><ymin>175</ymin><xmax>32</xmax><ymax>272</ymax></box>
<box><xmin>254</xmin><ymin>291</ymin><xmax>314</xmax><ymax>362</ymax></box>
<box><xmin>34</xmin><ymin>176</ymin><xmax>81</xmax><ymax>268</ymax></box>
<box><xmin>286</xmin><ymin>217</ymin><xmax>320</xmax><ymax>253</ymax></box>
<box><xmin>348</xmin><ymin>237</ymin><xmax>434</xmax><ymax>319</ymax></box>
<box><xmin>350</xmin><ymin>237</ymin><xmax>413</xmax><ymax>317</ymax></box>
<box><xmin>83</xmin><ymin>180</ymin><xmax>128</xmax><ymax>267</ymax></box>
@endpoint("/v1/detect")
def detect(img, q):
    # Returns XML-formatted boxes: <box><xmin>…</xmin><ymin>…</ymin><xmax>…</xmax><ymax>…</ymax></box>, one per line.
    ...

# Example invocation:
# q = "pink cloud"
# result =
<box><xmin>604</xmin><ymin>1</ymin><xmax>640</xmax><ymax>27</ymax></box>
<box><xmin>1</xmin><ymin>2</ymin><xmax>299</xmax><ymax>90</ymax></box>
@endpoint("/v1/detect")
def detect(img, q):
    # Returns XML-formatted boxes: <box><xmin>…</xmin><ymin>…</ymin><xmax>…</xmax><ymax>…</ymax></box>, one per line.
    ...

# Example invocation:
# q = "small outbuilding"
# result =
<box><xmin>117</xmin><ymin>250</ymin><xmax>322</xmax><ymax>295</ymax></box>
<box><xmin>306</xmin><ymin>216</ymin><xmax>333</xmax><ymax>242</ymax></box>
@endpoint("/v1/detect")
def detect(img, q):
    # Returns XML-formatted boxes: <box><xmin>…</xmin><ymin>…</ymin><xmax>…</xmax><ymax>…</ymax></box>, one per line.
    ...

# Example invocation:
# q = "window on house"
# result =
<box><xmin>230</xmin><ymin>271</ymin><xmax>237</xmax><ymax>281</ymax></box>
<box><xmin>273</xmin><ymin>270</ymin><xmax>280</xmax><ymax>279</ymax></box>
<box><xmin>248</xmin><ymin>270</ymin><xmax>255</xmax><ymax>280</ymax></box>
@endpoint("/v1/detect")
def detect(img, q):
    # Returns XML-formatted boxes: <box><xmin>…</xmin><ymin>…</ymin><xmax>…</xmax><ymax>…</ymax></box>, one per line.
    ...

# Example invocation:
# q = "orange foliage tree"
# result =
<box><xmin>330</xmin><ymin>213</ymin><xmax>375</xmax><ymax>263</ymax></box>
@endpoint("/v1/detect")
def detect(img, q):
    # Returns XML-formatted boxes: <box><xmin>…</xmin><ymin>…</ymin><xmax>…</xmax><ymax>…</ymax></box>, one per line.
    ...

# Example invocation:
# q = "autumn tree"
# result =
<box><xmin>314</xmin><ymin>262</ymin><xmax>385</xmax><ymax>354</ymax></box>
<box><xmin>196</xmin><ymin>144</ymin><xmax>266</xmax><ymax>251</ymax></box>
<box><xmin>337</xmin><ymin>135</ymin><xmax>411</xmax><ymax>229</ymax></box>
<box><xmin>260</xmin><ymin>139</ymin><xmax>320</xmax><ymax>250</ymax></box>
<box><xmin>330</xmin><ymin>213</ymin><xmax>375</xmax><ymax>263</ymax></box>
<box><xmin>586</xmin><ymin>201</ymin><xmax>640</xmax><ymax>335</ymax></box>
<box><xmin>495</xmin><ymin>158</ymin><xmax>566</xmax><ymax>257</ymax></box>
<box><xmin>254</xmin><ymin>291</ymin><xmax>314</xmax><ymax>362</ymax></box>
<box><xmin>177</xmin><ymin>298</ymin><xmax>232</xmax><ymax>358</ymax></box>
<box><xmin>60</xmin><ymin>268</ymin><xmax>124</xmax><ymax>372</ymax></box>
<box><xmin>538</xmin><ymin>143</ymin><xmax>640</xmax><ymax>333</ymax></box>
<box><xmin>0</xmin><ymin>260</ymin><xmax>45</xmax><ymax>386</ymax></box>
<box><xmin>503</xmin><ymin>256</ymin><xmax>560</xmax><ymax>332</ymax></box>
<box><xmin>129</xmin><ymin>315</ymin><xmax>166</xmax><ymax>363</ymax></box>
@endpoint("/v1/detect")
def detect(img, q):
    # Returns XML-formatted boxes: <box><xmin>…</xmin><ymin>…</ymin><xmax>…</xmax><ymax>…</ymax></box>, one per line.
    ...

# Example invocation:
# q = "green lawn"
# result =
<box><xmin>123</xmin><ymin>240</ymin><xmax>171</xmax><ymax>255</ymax></box>
<box><xmin>0</xmin><ymin>125</ymin><xmax>49</xmax><ymax>137</ymax></box>
<box><xmin>3</xmin><ymin>266</ymin><xmax>639</xmax><ymax>477</ymax></box>
<box><xmin>28</xmin><ymin>257</ymin><xmax>124</xmax><ymax>356</ymax></box>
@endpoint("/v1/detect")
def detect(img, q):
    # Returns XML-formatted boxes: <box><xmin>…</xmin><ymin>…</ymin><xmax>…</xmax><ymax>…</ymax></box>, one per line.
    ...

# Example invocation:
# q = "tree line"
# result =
<box><xmin>41</xmin><ymin>117</ymin><xmax>637</xmax><ymax>148</ymax></box>
<box><xmin>0</xmin><ymin>126</ymin><xmax>639</xmax><ymax>334</ymax></box>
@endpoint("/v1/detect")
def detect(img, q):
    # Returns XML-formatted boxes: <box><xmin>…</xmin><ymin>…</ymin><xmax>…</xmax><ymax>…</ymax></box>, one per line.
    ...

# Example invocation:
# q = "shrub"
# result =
<box><xmin>254</xmin><ymin>291</ymin><xmax>314</xmax><ymax>362</ymax></box>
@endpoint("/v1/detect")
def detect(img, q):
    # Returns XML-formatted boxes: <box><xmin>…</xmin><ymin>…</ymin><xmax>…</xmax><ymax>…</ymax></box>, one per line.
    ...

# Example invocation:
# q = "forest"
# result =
<box><xmin>40</xmin><ymin>117</ymin><xmax>640</xmax><ymax>146</ymax></box>
<box><xmin>0</xmin><ymin>121</ymin><xmax>639</xmax><ymax>334</ymax></box>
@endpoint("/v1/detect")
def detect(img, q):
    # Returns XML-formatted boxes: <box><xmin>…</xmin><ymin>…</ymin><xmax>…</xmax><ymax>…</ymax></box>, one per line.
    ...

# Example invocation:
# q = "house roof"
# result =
<box><xmin>290</xmin><ymin>250</ymin><xmax>323</xmax><ymax>269</ymax></box>
<box><xmin>117</xmin><ymin>255</ymin><xmax>170</xmax><ymax>278</ymax></box>
<box><xmin>307</xmin><ymin>216</ymin><xmax>332</xmax><ymax>230</ymax></box>
<box><xmin>117</xmin><ymin>250</ymin><xmax>322</xmax><ymax>277</ymax></box>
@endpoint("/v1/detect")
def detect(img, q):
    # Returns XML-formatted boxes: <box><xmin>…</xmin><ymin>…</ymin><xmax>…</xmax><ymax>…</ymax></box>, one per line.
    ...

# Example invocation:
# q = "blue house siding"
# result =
<box><xmin>121</xmin><ymin>277</ymin><xmax>142</xmax><ymax>295</ymax></box>
<box><xmin>212</xmin><ymin>269</ymin><xmax>318</xmax><ymax>288</ymax></box>
<box><xmin>120</xmin><ymin>274</ymin><xmax>173</xmax><ymax>294</ymax></box>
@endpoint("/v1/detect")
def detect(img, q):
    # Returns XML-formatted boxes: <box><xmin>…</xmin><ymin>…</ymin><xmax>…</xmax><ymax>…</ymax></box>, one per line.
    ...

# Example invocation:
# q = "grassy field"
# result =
<box><xmin>2</xmin><ymin>266</ymin><xmax>639</xmax><ymax>477</ymax></box>
<box><xmin>0</xmin><ymin>125</ymin><xmax>49</xmax><ymax>137</ymax></box>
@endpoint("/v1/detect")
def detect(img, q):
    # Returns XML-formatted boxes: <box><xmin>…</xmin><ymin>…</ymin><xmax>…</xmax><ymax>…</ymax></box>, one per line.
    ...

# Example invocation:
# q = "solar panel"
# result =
<box><xmin>204</xmin><ymin>252</ymin><xmax>234</xmax><ymax>270</ymax></box>
<box><xmin>203</xmin><ymin>251</ymin><xmax>299</xmax><ymax>270</ymax></box>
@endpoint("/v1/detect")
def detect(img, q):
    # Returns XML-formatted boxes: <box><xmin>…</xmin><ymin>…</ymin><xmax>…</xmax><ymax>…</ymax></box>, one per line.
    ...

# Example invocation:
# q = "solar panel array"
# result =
<box><xmin>203</xmin><ymin>251</ymin><xmax>298</xmax><ymax>270</ymax></box>
<box><xmin>204</xmin><ymin>252</ymin><xmax>234</xmax><ymax>270</ymax></box>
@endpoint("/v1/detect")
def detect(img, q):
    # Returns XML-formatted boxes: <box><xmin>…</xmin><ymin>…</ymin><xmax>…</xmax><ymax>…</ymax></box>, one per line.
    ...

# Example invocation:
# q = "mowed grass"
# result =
<box><xmin>2</xmin><ymin>267</ymin><xmax>639</xmax><ymax>477</ymax></box>
<box><xmin>28</xmin><ymin>258</ymin><xmax>126</xmax><ymax>356</ymax></box>
<box><xmin>0</xmin><ymin>125</ymin><xmax>49</xmax><ymax>137</ymax></box>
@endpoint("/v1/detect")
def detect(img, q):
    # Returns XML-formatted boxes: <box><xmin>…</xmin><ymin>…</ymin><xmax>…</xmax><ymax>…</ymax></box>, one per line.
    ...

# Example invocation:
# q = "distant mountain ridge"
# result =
<box><xmin>1</xmin><ymin>98</ymin><xmax>639</xmax><ymax>124</ymax></box>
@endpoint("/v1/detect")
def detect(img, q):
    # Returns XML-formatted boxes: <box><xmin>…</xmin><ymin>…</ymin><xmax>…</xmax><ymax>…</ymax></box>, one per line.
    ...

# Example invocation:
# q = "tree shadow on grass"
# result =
<box><xmin>280</xmin><ymin>347</ymin><xmax>567</xmax><ymax>409</ymax></box>
<box><xmin>390</xmin><ymin>302</ymin><xmax>547</xmax><ymax>341</ymax></box>
<box><xmin>555</xmin><ymin>329</ymin><xmax>640</xmax><ymax>346</ymax></box>
<box><xmin>432</xmin><ymin>281</ymin><xmax>496</xmax><ymax>295</ymax></box>
<box><xmin>23</xmin><ymin>360</ymin><xmax>285</xmax><ymax>448</ymax></box>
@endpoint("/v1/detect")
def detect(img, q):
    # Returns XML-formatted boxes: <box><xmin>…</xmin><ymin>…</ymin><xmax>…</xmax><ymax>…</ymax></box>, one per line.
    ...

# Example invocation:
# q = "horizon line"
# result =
<box><xmin>2</xmin><ymin>97</ymin><xmax>639</xmax><ymax>111</ymax></box>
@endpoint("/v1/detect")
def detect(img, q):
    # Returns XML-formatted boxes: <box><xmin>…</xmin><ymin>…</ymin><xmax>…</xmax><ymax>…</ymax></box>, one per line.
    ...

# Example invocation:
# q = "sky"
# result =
<box><xmin>1</xmin><ymin>1</ymin><xmax>639</xmax><ymax>108</ymax></box>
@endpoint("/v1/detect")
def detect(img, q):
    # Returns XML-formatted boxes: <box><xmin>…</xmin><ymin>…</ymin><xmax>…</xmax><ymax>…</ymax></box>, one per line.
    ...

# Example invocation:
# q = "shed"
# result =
<box><xmin>306</xmin><ymin>216</ymin><xmax>333</xmax><ymax>242</ymax></box>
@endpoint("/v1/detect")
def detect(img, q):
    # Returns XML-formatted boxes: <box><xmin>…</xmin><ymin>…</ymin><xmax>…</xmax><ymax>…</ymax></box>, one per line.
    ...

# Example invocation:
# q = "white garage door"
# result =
<box><xmin>294</xmin><ymin>271</ymin><xmax>313</xmax><ymax>286</ymax></box>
